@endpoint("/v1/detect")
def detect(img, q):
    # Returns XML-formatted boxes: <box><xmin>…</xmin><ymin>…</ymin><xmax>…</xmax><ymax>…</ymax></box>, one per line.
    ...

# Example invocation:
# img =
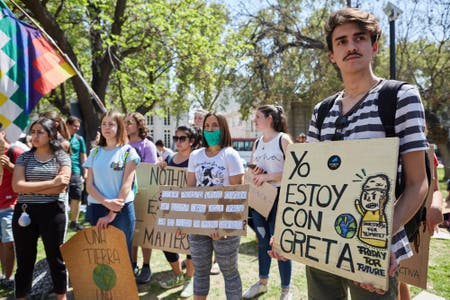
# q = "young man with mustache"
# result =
<box><xmin>272</xmin><ymin>8</ymin><xmax>428</xmax><ymax>300</ymax></box>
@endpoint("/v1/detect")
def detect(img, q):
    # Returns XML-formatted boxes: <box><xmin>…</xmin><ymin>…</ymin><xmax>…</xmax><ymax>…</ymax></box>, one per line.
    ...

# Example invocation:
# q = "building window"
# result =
<box><xmin>164</xmin><ymin>129</ymin><xmax>171</xmax><ymax>148</ymax></box>
<box><xmin>164</xmin><ymin>108</ymin><xmax>171</xmax><ymax>126</ymax></box>
<box><xmin>147</xmin><ymin>115</ymin><xmax>154</xmax><ymax>126</ymax></box>
<box><xmin>149</xmin><ymin>129</ymin><xmax>154</xmax><ymax>141</ymax></box>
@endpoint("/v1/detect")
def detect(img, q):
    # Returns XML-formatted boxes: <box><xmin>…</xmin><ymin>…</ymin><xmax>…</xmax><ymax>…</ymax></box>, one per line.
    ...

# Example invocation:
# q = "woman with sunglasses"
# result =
<box><xmin>124</xmin><ymin>112</ymin><xmax>157</xmax><ymax>284</ymax></box>
<box><xmin>186</xmin><ymin>112</ymin><xmax>245</xmax><ymax>300</ymax></box>
<box><xmin>159</xmin><ymin>125</ymin><xmax>199</xmax><ymax>298</ymax></box>
<box><xmin>243</xmin><ymin>105</ymin><xmax>293</xmax><ymax>300</ymax></box>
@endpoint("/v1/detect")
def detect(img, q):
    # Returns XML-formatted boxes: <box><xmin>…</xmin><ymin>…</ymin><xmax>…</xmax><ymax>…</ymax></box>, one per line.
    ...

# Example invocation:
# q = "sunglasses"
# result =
<box><xmin>332</xmin><ymin>115</ymin><xmax>348</xmax><ymax>141</ymax></box>
<box><xmin>173</xmin><ymin>135</ymin><xmax>188</xmax><ymax>142</ymax></box>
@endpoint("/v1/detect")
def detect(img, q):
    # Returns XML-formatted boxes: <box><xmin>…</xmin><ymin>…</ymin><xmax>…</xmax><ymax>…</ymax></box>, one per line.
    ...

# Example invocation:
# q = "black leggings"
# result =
<box><xmin>163</xmin><ymin>251</ymin><xmax>192</xmax><ymax>263</ymax></box>
<box><xmin>12</xmin><ymin>201</ymin><xmax>67</xmax><ymax>298</ymax></box>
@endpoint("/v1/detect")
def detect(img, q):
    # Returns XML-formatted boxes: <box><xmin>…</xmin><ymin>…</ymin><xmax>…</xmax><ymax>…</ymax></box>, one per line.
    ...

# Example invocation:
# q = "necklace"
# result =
<box><xmin>343</xmin><ymin>79</ymin><xmax>381</xmax><ymax>100</ymax></box>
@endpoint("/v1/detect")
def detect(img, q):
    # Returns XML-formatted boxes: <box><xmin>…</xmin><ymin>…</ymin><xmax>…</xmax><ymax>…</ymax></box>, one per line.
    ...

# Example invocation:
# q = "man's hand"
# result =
<box><xmin>267</xmin><ymin>236</ymin><xmax>288</xmax><ymax>261</ymax></box>
<box><xmin>353</xmin><ymin>251</ymin><xmax>398</xmax><ymax>294</ymax></box>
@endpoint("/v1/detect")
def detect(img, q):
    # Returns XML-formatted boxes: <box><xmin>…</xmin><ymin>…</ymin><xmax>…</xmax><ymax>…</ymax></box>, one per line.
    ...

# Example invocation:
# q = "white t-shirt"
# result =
<box><xmin>188</xmin><ymin>147</ymin><xmax>244</xmax><ymax>187</ymax></box>
<box><xmin>252</xmin><ymin>132</ymin><xmax>285</xmax><ymax>187</ymax></box>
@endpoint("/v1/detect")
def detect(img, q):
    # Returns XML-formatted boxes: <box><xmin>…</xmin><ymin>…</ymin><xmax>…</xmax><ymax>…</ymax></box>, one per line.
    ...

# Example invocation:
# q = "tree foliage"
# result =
<box><xmin>15</xmin><ymin>0</ymin><xmax>245</xmax><ymax>141</ymax></box>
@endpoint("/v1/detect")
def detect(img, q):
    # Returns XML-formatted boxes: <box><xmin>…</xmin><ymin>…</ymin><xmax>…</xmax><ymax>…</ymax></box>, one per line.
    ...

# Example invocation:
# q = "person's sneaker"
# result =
<box><xmin>159</xmin><ymin>273</ymin><xmax>184</xmax><ymax>289</ymax></box>
<box><xmin>132</xmin><ymin>264</ymin><xmax>140</xmax><ymax>277</ymax></box>
<box><xmin>280</xmin><ymin>290</ymin><xmax>293</xmax><ymax>300</ymax></box>
<box><xmin>69</xmin><ymin>221</ymin><xmax>84</xmax><ymax>231</ymax></box>
<box><xmin>0</xmin><ymin>278</ymin><xmax>14</xmax><ymax>289</ymax></box>
<box><xmin>180</xmin><ymin>277</ymin><xmax>193</xmax><ymax>298</ymax></box>
<box><xmin>136</xmin><ymin>266</ymin><xmax>152</xmax><ymax>284</ymax></box>
<box><xmin>243</xmin><ymin>281</ymin><xmax>268</xmax><ymax>299</ymax></box>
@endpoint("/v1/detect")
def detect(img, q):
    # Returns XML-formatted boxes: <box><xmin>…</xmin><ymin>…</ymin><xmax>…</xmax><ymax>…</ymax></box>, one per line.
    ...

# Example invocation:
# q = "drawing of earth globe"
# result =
<box><xmin>93</xmin><ymin>264</ymin><xmax>117</xmax><ymax>291</ymax></box>
<box><xmin>334</xmin><ymin>214</ymin><xmax>357</xmax><ymax>238</ymax></box>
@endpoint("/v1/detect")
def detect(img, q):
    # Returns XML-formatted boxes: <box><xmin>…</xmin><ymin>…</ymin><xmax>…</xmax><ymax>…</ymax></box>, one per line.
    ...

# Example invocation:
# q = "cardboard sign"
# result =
<box><xmin>398</xmin><ymin>147</ymin><xmax>435</xmax><ymax>289</ymax></box>
<box><xmin>133</xmin><ymin>163</ymin><xmax>190</xmax><ymax>254</ymax></box>
<box><xmin>245</xmin><ymin>170</ymin><xmax>278</xmax><ymax>218</ymax></box>
<box><xmin>61</xmin><ymin>226</ymin><xmax>138</xmax><ymax>300</ymax></box>
<box><xmin>273</xmin><ymin>138</ymin><xmax>399</xmax><ymax>291</ymax></box>
<box><xmin>156</xmin><ymin>185</ymin><xmax>249</xmax><ymax>236</ymax></box>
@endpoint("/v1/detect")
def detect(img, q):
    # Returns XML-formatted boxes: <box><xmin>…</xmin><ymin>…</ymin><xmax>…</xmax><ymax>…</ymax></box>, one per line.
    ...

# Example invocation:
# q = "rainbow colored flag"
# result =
<box><xmin>0</xmin><ymin>0</ymin><xmax>75</xmax><ymax>141</ymax></box>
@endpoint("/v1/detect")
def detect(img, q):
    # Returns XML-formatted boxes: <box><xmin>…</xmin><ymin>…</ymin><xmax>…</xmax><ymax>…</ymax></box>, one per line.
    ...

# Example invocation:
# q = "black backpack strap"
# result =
<box><xmin>316</xmin><ymin>93</ymin><xmax>339</xmax><ymax>140</ymax></box>
<box><xmin>254</xmin><ymin>137</ymin><xmax>262</xmax><ymax>150</ymax></box>
<box><xmin>278</xmin><ymin>133</ymin><xmax>285</xmax><ymax>160</ymax></box>
<box><xmin>377</xmin><ymin>80</ymin><xmax>407</xmax><ymax>137</ymax></box>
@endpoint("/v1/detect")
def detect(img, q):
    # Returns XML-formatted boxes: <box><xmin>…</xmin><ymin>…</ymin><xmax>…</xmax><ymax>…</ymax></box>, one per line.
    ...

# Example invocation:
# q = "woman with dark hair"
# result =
<box><xmin>186</xmin><ymin>112</ymin><xmax>245</xmax><ymax>299</ymax></box>
<box><xmin>124</xmin><ymin>112</ymin><xmax>157</xmax><ymax>283</ymax></box>
<box><xmin>12</xmin><ymin>117</ymin><xmax>71</xmax><ymax>300</ymax></box>
<box><xmin>159</xmin><ymin>125</ymin><xmax>198</xmax><ymax>297</ymax></box>
<box><xmin>243</xmin><ymin>105</ymin><xmax>293</xmax><ymax>300</ymax></box>
<box><xmin>39</xmin><ymin>111</ymin><xmax>71</xmax><ymax>152</ymax></box>
<box><xmin>84</xmin><ymin>111</ymin><xmax>140</xmax><ymax>262</ymax></box>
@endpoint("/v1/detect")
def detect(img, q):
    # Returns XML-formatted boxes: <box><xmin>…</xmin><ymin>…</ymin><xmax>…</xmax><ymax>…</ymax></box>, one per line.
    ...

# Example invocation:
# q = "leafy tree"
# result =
<box><xmin>15</xmin><ymin>0</ymin><xmax>244</xmax><ymax>142</ymax></box>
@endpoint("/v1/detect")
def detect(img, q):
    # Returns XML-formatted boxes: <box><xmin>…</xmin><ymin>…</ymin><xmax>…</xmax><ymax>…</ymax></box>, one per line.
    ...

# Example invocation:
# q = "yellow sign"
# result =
<box><xmin>398</xmin><ymin>147</ymin><xmax>435</xmax><ymax>289</ymax></box>
<box><xmin>245</xmin><ymin>170</ymin><xmax>278</xmax><ymax>218</ymax></box>
<box><xmin>61</xmin><ymin>226</ymin><xmax>138</xmax><ymax>300</ymax></box>
<box><xmin>273</xmin><ymin>138</ymin><xmax>399</xmax><ymax>291</ymax></box>
<box><xmin>157</xmin><ymin>185</ymin><xmax>249</xmax><ymax>236</ymax></box>
<box><xmin>133</xmin><ymin>163</ymin><xmax>190</xmax><ymax>254</ymax></box>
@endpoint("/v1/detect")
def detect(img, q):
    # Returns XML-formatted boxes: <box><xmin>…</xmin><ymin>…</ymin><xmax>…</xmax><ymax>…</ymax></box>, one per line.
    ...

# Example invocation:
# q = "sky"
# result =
<box><xmin>215</xmin><ymin>0</ymin><xmax>448</xmax><ymax>43</ymax></box>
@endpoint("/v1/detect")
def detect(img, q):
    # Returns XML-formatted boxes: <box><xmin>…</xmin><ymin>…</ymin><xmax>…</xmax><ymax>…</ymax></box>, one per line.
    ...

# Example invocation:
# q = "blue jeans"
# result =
<box><xmin>87</xmin><ymin>202</ymin><xmax>136</xmax><ymax>262</ymax></box>
<box><xmin>252</xmin><ymin>199</ymin><xmax>292</xmax><ymax>288</ymax></box>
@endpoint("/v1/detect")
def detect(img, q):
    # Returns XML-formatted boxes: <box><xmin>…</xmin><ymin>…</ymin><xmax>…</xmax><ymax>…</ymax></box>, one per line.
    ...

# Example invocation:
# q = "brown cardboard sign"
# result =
<box><xmin>60</xmin><ymin>226</ymin><xmax>138</xmax><ymax>300</ymax></box>
<box><xmin>156</xmin><ymin>185</ymin><xmax>250</xmax><ymax>236</ymax></box>
<box><xmin>245</xmin><ymin>170</ymin><xmax>278</xmax><ymax>218</ymax></box>
<box><xmin>133</xmin><ymin>163</ymin><xmax>190</xmax><ymax>254</ymax></box>
<box><xmin>398</xmin><ymin>147</ymin><xmax>435</xmax><ymax>289</ymax></box>
<box><xmin>273</xmin><ymin>138</ymin><xmax>399</xmax><ymax>291</ymax></box>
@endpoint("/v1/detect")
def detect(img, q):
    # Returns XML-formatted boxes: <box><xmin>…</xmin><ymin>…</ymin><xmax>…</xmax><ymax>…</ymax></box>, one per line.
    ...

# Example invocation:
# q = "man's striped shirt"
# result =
<box><xmin>307</xmin><ymin>79</ymin><xmax>428</xmax><ymax>263</ymax></box>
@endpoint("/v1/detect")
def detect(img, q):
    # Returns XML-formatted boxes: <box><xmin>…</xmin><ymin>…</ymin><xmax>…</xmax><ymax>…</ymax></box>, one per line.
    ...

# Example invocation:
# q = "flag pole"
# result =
<box><xmin>8</xmin><ymin>0</ymin><xmax>107</xmax><ymax>113</ymax></box>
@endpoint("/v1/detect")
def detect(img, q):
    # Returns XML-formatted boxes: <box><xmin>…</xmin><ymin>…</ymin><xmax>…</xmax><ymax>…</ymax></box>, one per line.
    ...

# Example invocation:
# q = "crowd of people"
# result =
<box><xmin>0</xmin><ymin>7</ymin><xmax>449</xmax><ymax>300</ymax></box>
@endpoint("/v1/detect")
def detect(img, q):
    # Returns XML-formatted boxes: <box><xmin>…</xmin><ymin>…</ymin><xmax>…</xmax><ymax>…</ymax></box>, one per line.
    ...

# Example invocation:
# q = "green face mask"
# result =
<box><xmin>203</xmin><ymin>129</ymin><xmax>221</xmax><ymax>146</ymax></box>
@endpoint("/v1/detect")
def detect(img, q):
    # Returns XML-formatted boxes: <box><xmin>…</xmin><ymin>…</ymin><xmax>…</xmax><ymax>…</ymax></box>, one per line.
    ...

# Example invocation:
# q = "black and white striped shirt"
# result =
<box><xmin>307</xmin><ymin>79</ymin><xmax>428</xmax><ymax>263</ymax></box>
<box><xmin>16</xmin><ymin>150</ymin><xmax>71</xmax><ymax>204</ymax></box>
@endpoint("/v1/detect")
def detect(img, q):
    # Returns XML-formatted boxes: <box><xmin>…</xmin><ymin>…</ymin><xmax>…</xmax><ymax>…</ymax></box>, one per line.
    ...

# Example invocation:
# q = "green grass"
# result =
<box><xmin>437</xmin><ymin>167</ymin><xmax>448</xmax><ymax>198</ymax></box>
<box><xmin>0</xmin><ymin>226</ymin><xmax>448</xmax><ymax>300</ymax></box>
<box><xmin>1</xmin><ymin>169</ymin><xmax>448</xmax><ymax>300</ymax></box>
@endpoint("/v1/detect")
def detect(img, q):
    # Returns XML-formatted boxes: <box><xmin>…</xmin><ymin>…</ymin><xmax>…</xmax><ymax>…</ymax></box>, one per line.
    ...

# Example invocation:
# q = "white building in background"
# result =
<box><xmin>145</xmin><ymin>107</ymin><xmax>189</xmax><ymax>150</ymax></box>
<box><xmin>221</xmin><ymin>101</ymin><xmax>257</xmax><ymax>140</ymax></box>
<box><xmin>146</xmin><ymin>94</ymin><xmax>257</xmax><ymax>152</ymax></box>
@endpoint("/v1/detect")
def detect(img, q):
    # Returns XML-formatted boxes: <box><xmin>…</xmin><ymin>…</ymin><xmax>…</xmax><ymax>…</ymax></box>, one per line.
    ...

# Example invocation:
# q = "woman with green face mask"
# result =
<box><xmin>186</xmin><ymin>112</ymin><xmax>245</xmax><ymax>300</ymax></box>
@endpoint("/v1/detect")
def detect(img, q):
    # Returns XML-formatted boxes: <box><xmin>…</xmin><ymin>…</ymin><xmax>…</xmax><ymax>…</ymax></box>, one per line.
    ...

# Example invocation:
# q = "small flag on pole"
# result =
<box><xmin>0</xmin><ymin>0</ymin><xmax>75</xmax><ymax>141</ymax></box>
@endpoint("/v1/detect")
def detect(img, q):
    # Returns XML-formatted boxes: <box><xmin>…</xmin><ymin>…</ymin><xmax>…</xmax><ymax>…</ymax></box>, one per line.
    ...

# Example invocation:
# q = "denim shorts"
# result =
<box><xmin>69</xmin><ymin>173</ymin><xmax>83</xmax><ymax>200</ymax></box>
<box><xmin>0</xmin><ymin>208</ymin><xmax>14</xmax><ymax>243</ymax></box>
